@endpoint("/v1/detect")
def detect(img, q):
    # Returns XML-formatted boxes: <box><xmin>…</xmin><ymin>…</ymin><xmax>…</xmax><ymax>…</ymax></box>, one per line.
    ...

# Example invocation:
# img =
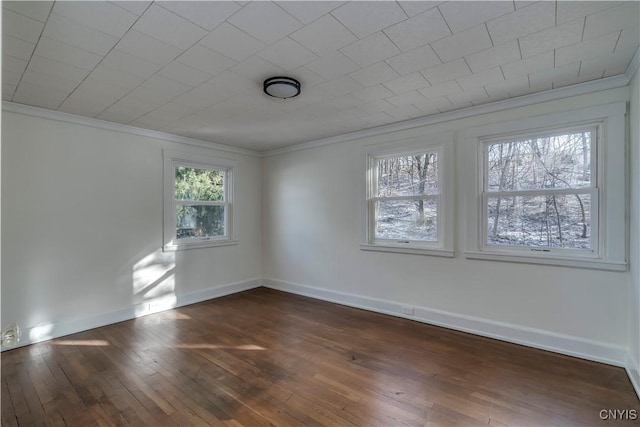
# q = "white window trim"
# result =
<box><xmin>463</xmin><ymin>102</ymin><xmax>627</xmax><ymax>271</ymax></box>
<box><xmin>360</xmin><ymin>132</ymin><xmax>454</xmax><ymax>257</ymax></box>
<box><xmin>163</xmin><ymin>150</ymin><xmax>238</xmax><ymax>251</ymax></box>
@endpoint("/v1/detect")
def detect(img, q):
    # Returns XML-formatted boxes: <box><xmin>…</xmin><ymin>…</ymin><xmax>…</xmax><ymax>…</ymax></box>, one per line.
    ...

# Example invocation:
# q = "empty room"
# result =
<box><xmin>2</xmin><ymin>0</ymin><xmax>640</xmax><ymax>425</ymax></box>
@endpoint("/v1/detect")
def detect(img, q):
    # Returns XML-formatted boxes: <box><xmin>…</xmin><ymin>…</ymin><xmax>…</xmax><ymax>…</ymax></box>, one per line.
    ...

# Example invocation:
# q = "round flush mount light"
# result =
<box><xmin>263</xmin><ymin>76</ymin><xmax>301</xmax><ymax>99</ymax></box>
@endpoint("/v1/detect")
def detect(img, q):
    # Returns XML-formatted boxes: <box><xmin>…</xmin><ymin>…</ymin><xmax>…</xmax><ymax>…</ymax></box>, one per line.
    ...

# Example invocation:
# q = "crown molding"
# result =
<box><xmin>1</xmin><ymin>101</ymin><xmax>262</xmax><ymax>158</ymax></box>
<box><xmin>625</xmin><ymin>46</ymin><xmax>640</xmax><ymax>82</ymax></box>
<box><xmin>263</xmin><ymin>72</ymin><xmax>632</xmax><ymax>157</ymax></box>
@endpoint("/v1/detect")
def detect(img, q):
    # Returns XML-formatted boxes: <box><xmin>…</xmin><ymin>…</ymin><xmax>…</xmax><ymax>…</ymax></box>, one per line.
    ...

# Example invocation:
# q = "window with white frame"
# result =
<box><xmin>482</xmin><ymin>126</ymin><xmax>598</xmax><ymax>253</ymax></box>
<box><xmin>163</xmin><ymin>151</ymin><xmax>237</xmax><ymax>251</ymax></box>
<box><xmin>361</xmin><ymin>134</ymin><xmax>454</xmax><ymax>256</ymax></box>
<box><xmin>464</xmin><ymin>103</ymin><xmax>627</xmax><ymax>271</ymax></box>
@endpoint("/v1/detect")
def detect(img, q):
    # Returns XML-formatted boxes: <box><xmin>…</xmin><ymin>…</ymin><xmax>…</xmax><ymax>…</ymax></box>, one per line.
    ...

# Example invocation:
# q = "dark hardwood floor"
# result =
<box><xmin>2</xmin><ymin>287</ymin><xmax>638</xmax><ymax>426</ymax></box>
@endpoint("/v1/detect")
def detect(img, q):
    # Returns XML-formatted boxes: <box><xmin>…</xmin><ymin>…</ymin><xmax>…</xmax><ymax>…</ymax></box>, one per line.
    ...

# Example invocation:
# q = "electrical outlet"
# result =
<box><xmin>401</xmin><ymin>306</ymin><xmax>414</xmax><ymax>316</ymax></box>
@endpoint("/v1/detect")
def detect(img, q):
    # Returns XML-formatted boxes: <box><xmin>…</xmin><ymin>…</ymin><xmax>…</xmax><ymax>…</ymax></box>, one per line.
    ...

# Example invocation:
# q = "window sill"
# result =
<box><xmin>464</xmin><ymin>251</ymin><xmax>627</xmax><ymax>271</ymax></box>
<box><xmin>163</xmin><ymin>239</ymin><xmax>239</xmax><ymax>252</ymax></box>
<box><xmin>360</xmin><ymin>244</ymin><xmax>454</xmax><ymax>257</ymax></box>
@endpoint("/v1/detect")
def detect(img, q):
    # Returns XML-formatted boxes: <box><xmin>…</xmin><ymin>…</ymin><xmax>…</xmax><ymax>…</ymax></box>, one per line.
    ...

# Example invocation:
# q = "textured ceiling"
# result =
<box><xmin>2</xmin><ymin>1</ymin><xmax>639</xmax><ymax>151</ymax></box>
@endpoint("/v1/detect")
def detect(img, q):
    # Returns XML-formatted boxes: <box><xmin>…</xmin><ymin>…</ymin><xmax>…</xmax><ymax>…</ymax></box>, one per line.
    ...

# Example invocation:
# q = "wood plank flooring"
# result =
<box><xmin>2</xmin><ymin>287</ymin><xmax>638</xmax><ymax>426</ymax></box>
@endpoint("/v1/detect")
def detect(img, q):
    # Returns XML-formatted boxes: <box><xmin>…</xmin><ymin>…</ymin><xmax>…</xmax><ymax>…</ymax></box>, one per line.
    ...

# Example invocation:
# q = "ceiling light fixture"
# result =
<box><xmin>263</xmin><ymin>76</ymin><xmax>301</xmax><ymax>99</ymax></box>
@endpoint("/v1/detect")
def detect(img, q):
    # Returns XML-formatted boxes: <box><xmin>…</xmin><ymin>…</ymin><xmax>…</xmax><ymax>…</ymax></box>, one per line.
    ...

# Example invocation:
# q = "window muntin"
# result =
<box><xmin>174</xmin><ymin>165</ymin><xmax>227</xmax><ymax>241</ymax></box>
<box><xmin>369</xmin><ymin>151</ymin><xmax>441</xmax><ymax>245</ymax></box>
<box><xmin>481</xmin><ymin>125</ymin><xmax>598</xmax><ymax>254</ymax></box>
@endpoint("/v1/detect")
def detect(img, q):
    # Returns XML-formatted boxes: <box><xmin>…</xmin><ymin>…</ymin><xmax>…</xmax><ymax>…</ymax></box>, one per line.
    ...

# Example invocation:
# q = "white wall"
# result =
<box><xmin>263</xmin><ymin>86</ymin><xmax>632</xmax><ymax>364</ymax></box>
<box><xmin>1</xmin><ymin>111</ymin><xmax>262</xmax><ymax>345</ymax></box>
<box><xmin>629</xmin><ymin>68</ymin><xmax>640</xmax><ymax>390</ymax></box>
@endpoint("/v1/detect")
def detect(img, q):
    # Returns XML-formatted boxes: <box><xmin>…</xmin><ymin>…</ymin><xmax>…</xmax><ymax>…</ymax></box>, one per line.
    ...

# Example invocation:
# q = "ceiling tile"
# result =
<box><xmin>352</xmin><ymin>84</ymin><xmax>395</xmax><ymax>102</ymax></box>
<box><xmin>87</xmin><ymin>64</ymin><xmax>145</xmax><ymax>90</ymax></box>
<box><xmin>130</xmin><ymin>108</ymin><xmax>183</xmax><ymax>129</ymax></box>
<box><xmin>3</xmin><ymin>84</ymin><xmax>17</xmax><ymax>101</ymax></box>
<box><xmin>418</xmin><ymin>80</ymin><xmax>462</xmax><ymax>99</ymax></box>
<box><xmin>383</xmin><ymin>72</ymin><xmax>430</xmax><ymax>95</ymax></box>
<box><xmin>157</xmin><ymin>1</ymin><xmax>240</xmax><ymax>31</ymax></box>
<box><xmin>99</xmin><ymin>94</ymin><xmax>166</xmax><ymax>123</ymax></box>
<box><xmin>228</xmin><ymin>2</ymin><xmax>303</xmax><ymax>45</ymax></box>
<box><xmin>348</xmin><ymin>61</ymin><xmax>399</xmax><ymax>86</ymax></box>
<box><xmin>438</xmin><ymin>1</ymin><xmax>513</xmax><ymax>33</ymax></box>
<box><xmin>430</xmin><ymin>25</ymin><xmax>493</xmax><ymax>63</ymax></box>
<box><xmin>305</xmin><ymin>51</ymin><xmax>360</xmax><ymax>79</ymax></box>
<box><xmin>529</xmin><ymin>62</ymin><xmax>581</xmax><ymax>90</ymax></box>
<box><xmin>446</xmin><ymin>87</ymin><xmax>488</xmax><ymax>107</ymax></box>
<box><xmin>386</xmin><ymin>45</ymin><xmax>441</xmax><ymax>75</ymax></box>
<box><xmin>52</xmin><ymin>1</ymin><xmax>138</xmax><ymax>38</ymax></box>
<box><xmin>316</xmin><ymin>75</ymin><xmax>363</xmax><ymax>96</ymax></box>
<box><xmin>290</xmin><ymin>14</ymin><xmax>357</xmax><ymax>57</ymax></box>
<box><xmin>43</xmin><ymin>13</ymin><xmax>119</xmax><ymax>55</ymax></box>
<box><xmin>33</xmin><ymin>37</ymin><xmax>103</xmax><ymax>70</ymax></box>
<box><xmin>3</xmin><ymin>9</ymin><xmax>45</xmax><ymax>43</ymax></box>
<box><xmin>331</xmin><ymin>1</ymin><xmax>408</xmax><ymax>39</ymax></box>
<box><xmin>340</xmin><ymin>32</ymin><xmax>400</xmax><ymax>67</ymax></box>
<box><xmin>420</xmin><ymin>58</ymin><xmax>471</xmax><ymax>85</ymax></box>
<box><xmin>27</xmin><ymin>55</ymin><xmax>91</xmax><ymax>83</ymax></box>
<box><xmin>615</xmin><ymin>26</ymin><xmax>640</xmax><ymax>54</ymax></box>
<box><xmin>519</xmin><ymin>19</ymin><xmax>584</xmax><ymax>58</ymax></box>
<box><xmin>133</xmin><ymin>4</ymin><xmax>207</xmax><ymax>50</ymax></box>
<box><xmin>579</xmin><ymin>49</ymin><xmax>633</xmax><ymax>76</ymax></box>
<box><xmin>455</xmin><ymin>67</ymin><xmax>504</xmax><ymax>91</ymax></box>
<box><xmin>514</xmin><ymin>1</ymin><xmax>537</xmax><ymax>9</ymax></box>
<box><xmin>397</xmin><ymin>1</ymin><xmax>443</xmax><ymax>18</ymax></box>
<box><xmin>176</xmin><ymin>44</ymin><xmax>237</xmax><ymax>75</ymax></box>
<box><xmin>228</xmin><ymin>56</ymin><xmax>286</xmax><ymax>81</ymax></box>
<box><xmin>555</xmin><ymin>31</ymin><xmax>620</xmax><ymax>67</ymax></box>
<box><xmin>258</xmin><ymin>37</ymin><xmax>318</xmax><ymax>71</ymax></box>
<box><xmin>13</xmin><ymin>81</ymin><xmax>69</xmax><ymax>109</ymax></box>
<box><xmin>3</xmin><ymin>56</ymin><xmax>28</xmax><ymax>75</ymax></box>
<box><xmin>21</xmin><ymin>69</ymin><xmax>82</xmax><ymax>93</ymax></box>
<box><xmin>109</xmin><ymin>1</ymin><xmax>152</xmax><ymax>16</ymax></box>
<box><xmin>486</xmin><ymin>2</ymin><xmax>555</xmax><ymax>45</ymax></box>
<box><xmin>484</xmin><ymin>75</ymin><xmax>530</xmax><ymax>98</ymax></box>
<box><xmin>358</xmin><ymin>99</ymin><xmax>394</xmax><ymax>114</ymax></box>
<box><xmin>58</xmin><ymin>93</ymin><xmax>117</xmax><ymax>117</ymax></box>
<box><xmin>3</xmin><ymin>71</ymin><xmax>22</xmax><ymax>87</ymax></box>
<box><xmin>199</xmin><ymin>23</ymin><xmax>265</xmax><ymax>63</ymax></box>
<box><xmin>3</xmin><ymin>35</ymin><xmax>36</xmax><ymax>61</ymax></box>
<box><xmin>136</xmin><ymin>75</ymin><xmax>192</xmax><ymax>98</ymax></box>
<box><xmin>207</xmin><ymin>70</ymin><xmax>258</xmax><ymax>94</ymax></box>
<box><xmin>100</xmin><ymin>49</ymin><xmax>163</xmax><ymax>79</ymax></box>
<box><xmin>384</xmin><ymin>104</ymin><xmax>423</xmax><ymax>120</ymax></box>
<box><xmin>157</xmin><ymin>61</ymin><xmax>213</xmax><ymax>87</ymax></box>
<box><xmin>501</xmin><ymin>51</ymin><xmax>554</xmax><ymax>79</ymax></box>
<box><xmin>115</xmin><ymin>30</ymin><xmax>183</xmax><ymax>65</ymax></box>
<box><xmin>276</xmin><ymin>1</ymin><xmax>344</xmax><ymax>25</ymax></box>
<box><xmin>322</xmin><ymin>94</ymin><xmax>363</xmax><ymax>110</ymax></box>
<box><xmin>465</xmin><ymin>41</ymin><xmax>521</xmax><ymax>73</ymax></box>
<box><xmin>386</xmin><ymin>90</ymin><xmax>427</xmax><ymax>107</ymax></box>
<box><xmin>3</xmin><ymin>1</ymin><xmax>53</xmax><ymax>22</ymax></box>
<box><xmin>583</xmin><ymin>2</ymin><xmax>640</xmax><ymax>40</ymax></box>
<box><xmin>557</xmin><ymin>1</ymin><xmax>619</xmax><ymax>25</ymax></box>
<box><xmin>71</xmin><ymin>78</ymin><xmax>132</xmax><ymax>106</ymax></box>
<box><xmin>288</xmin><ymin>67</ymin><xmax>326</xmax><ymax>88</ymax></box>
<box><xmin>383</xmin><ymin>7</ymin><xmax>451</xmax><ymax>52</ymax></box>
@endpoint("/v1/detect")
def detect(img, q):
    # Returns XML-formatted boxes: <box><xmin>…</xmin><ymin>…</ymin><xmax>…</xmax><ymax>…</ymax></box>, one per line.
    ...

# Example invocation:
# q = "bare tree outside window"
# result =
<box><xmin>373</xmin><ymin>152</ymin><xmax>439</xmax><ymax>241</ymax></box>
<box><xmin>485</xmin><ymin>128</ymin><xmax>595</xmax><ymax>250</ymax></box>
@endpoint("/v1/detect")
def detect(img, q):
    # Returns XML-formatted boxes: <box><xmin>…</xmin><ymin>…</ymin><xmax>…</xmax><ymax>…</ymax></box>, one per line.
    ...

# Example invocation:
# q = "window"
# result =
<box><xmin>163</xmin><ymin>150</ymin><xmax>237</xmax><ymax>251</ymax></box>
<box><xmin>482</xmin><ymin>126</ymin><xmax>598</xmax><ymax>254</ymax></box>
<box><xmin>464</xmin><ymin>103</ymin><xmax>627</xmax><ymax>270</ymax></box>
<box><xmin>361</xmin><ymin>134</ymin><xmax>454</xmax><ymax>257</ymax></box>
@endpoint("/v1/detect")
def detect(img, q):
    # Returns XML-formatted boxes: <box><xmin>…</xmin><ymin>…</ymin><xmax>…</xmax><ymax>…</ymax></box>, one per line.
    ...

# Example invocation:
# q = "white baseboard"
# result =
<box><xmin>262</xmin><ymin>278</ymin><xmax>627</xmax><ymax>367</ymax></box>
<box><xmin>626</xmin><ymin>352</ymin><xmax>640</xmax><ymax>400</ymax></box>
<box><xmin>2</xmin><ymin>278</ymin><xmax>261</xmax><ymax>351</ymax></box>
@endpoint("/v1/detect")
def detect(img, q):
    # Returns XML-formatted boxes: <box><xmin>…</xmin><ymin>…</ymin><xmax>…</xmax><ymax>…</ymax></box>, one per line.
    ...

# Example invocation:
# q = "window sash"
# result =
<box><xmin>368</xmin><ymin>194</ymin><xmax>441</xmax><ymax>245</ymax></box>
